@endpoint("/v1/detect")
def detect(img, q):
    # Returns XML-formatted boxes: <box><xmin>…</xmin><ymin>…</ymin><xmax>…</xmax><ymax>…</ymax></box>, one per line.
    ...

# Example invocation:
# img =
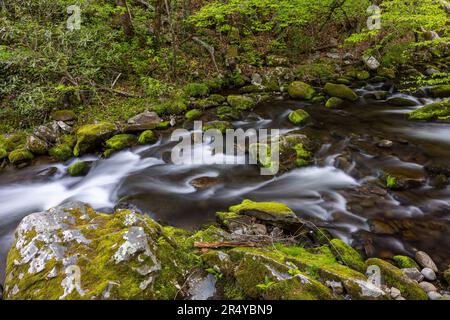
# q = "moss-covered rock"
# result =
<box><xmin>288</xmin><ymin>109</ymin><xmax>310</xmax><ymax>125</ymax></box>
<box><xmin>74</xmin><ymin>122</ymin><xmax>118</xmax><ymax>156</ymax></box>
<box><xmin>185</xmin><ymin>109</ymin><xmax>203</xmax><ymax>120</ymax></box>
<box><xmin>365</xmin><ymin>258</ymin><xmax>427</xmax><ymax>300</ymax></box>
<box><xmin>51</xmin><ymin>110</ymin><xmax>77</xmax><ymax>122</ymax></box>
<box><xmin>324</xmin><ymin>83</ymin><xmax>358</xmax><ymax>101</ymax></box>
<box><xmin>429</xmin><ymin>85</ymin><xmax>450</xmax><ymax>98</ymax></box>
<box><xmin>49</xmin><ymin>144</ymin><xmax>73</xmax><ymax>162</ymax></box>
<box><xmin>0</xmin><ymin>147</ymin><xmax>7</xmax><ymax>160</ymax></box>
<box><xmin>288</xmin><ymin>81</ymin><xmax>315</xmax><ymax>100</ymax></box>
<box><xmin>0</xmin><ymin>133</ymin><xmax>27</xmax><ymax>152</ymax></box>
<box><xmin>216</xmin><ymin>106</ymin><xmax>241</xmax><ymax>121</ymax></box>
<box><xmin>392</xmin><ymin>256</ymin><xmax>420</xmax><ymax>269</ymax></box>
<box><xmin>377</xmin><ymin>67</ymin><xmax>396</xmax><ymax>79</ymax></box>
<box><xmin>184</xmin><ymin>83</ymin><xmax>209</xmax><ymax>98</ymax></box>
<box><xmin>138</xmin><ymin>130</ymin><xmax>158</xmax><ymax>145</ymax></box>
<box><xmin>408</xmin><ymin>101</ymin><xmax>450</xmax><ymax>120</ymax></box>
<box><xmin>227</xmin><ymin>95</ymin><xmax>256</xmax><ymax>111</ymax></box>
<box><xmin>105</xmin><ymin>134</ymin><xmax>137</xmax><ymax>151</ymax></box>
<box><xmin>203</xmin><ymin>121</ymin><xmax>233</xmax><ymax>134</ymax></box>
<box><xmin>3</xmin><ymin>202</ymin><xmax>197</xmax><ymax>300</ymax></box>
<box><xmin>387</xmin><ymin>97</ymin><xmax>418</xmax><ymax>107</ymax></box>
<box><xmin>26</xmin><ymin>135</ymin><xmax>49</xmax><ymax>155</ymax></box>
<box><xmin>329</xmin><ymin>239</ymin><xmax>365</xmax><ymax>273</ymax></box>
<box><xmin>444</xmin><ymin>267</ymin><xmax>450</xmax><ymax>285</ymax></box>
<box><xmin>8</xmin><ymin>149</ymin><xmax>34</xmax><ymax>165</ymax></box>
<box><xmin>68</xmin><ymin>161</ymin><xmax>90</xmax><ymax>177</ymax></box>
<box><xmin>325</xmin><ymin>97</ymin><xmax>344</xmax><ymax>109</ymax></box>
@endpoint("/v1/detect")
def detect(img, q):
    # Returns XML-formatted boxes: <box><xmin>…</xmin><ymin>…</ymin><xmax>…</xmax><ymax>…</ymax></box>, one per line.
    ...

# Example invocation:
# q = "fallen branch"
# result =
<box><xmin>192</xmin><ymin>36</ymin><xmax>220</xmax><ymax>73</ymax></box>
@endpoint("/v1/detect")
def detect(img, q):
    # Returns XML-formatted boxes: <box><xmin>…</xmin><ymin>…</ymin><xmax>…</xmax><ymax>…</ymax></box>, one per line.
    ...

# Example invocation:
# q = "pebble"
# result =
<box><xmin>395</xmin><ymin>296</ymin><xmax>406</xmax><ymax>300</ymax></box>
<box><xmin>377</xmin><ymin>139</ymin><xmax>393</xmax><ymax>148</ymax></box>
<box><xmin>390</xmin><ymin>287</ymin><xmax>401</xmax><ymax>299</ymax></box>
<box><xmin>419</xmin><ymin>281</ymin><xmax>437</xmax><ymax>293</ymax></box>
<box><xmin>428</xmin><ymin>291</ymin><xmax>442</xmax><ymax>300</ymax></box>
<box><xmin>421</xmin><ymin>268</ymin><xmax>437</xmax><ymax>281</ymax></box>
<box><xmin>402</xmin><ymin>268</ymin><xmax>424</xmax><ymax>282</ymax></box>
<box><xmin>415</xmin><ymin>251</ymin><xmax>438</xmax><ymax>272</ymax></box>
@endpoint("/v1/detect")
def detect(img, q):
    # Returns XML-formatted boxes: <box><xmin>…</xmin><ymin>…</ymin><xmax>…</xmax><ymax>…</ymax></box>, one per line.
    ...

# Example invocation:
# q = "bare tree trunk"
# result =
<box><xmin>116</xmin><ymin>0</ymin><xmax>134</xmax><ymax>37</ymax></box>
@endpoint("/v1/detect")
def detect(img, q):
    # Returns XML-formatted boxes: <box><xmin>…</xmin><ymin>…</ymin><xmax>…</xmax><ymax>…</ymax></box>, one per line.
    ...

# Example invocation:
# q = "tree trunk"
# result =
<box><xmin>116</xmin><ymin>0</ymin><xmax>134</xmax><ymax>37</ymax></box>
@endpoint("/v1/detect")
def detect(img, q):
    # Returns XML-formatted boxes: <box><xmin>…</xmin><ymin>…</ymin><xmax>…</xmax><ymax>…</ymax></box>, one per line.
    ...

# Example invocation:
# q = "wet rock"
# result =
<box><xmin>363</xmin><ymin>91</ymin><xmax>388</xmax><ymax>100</ymax></box>
<box><xmin>428</xmin><ymin>291</ymin><xmax>442</xmax><ymax>300</ymax></box>
<box><xmin>8</xmin><ymin>149</ymin><xmax>34</xmax><ymax>166</ymax></box>
<box><xmin>67</xmin><ymin>161</ymin><xmax>90</xmax><ymax>177</ymax></box>
<box><xmin>324</xmin><ymin>83</ymin><xmax>358</xmax><ymax>101</ymax></box>
<box><xmin>377</xmin><ymin>139</ymin><xmax>393</xmax><ymax>148</ymax></box>
<box><xmin>409</xmin><ymin>101</ymin><xmax>450</xmax><ymax>120</ymax></box>
<box><xmin>227</xmin><ymin>95</ymin><xmax>256</xmax><ymax>111</ymax></box>
<box><xmin>421</xmin><ymin>268</ymin><xmax>436</xmax><ymax>281</ymax></box>
<box><xmin>366</xmin><ymin>259</ymin><xmax>427</xmax><ymax>300</ymax></box>
<box><xmin>287</xmin><ymin>81</ymin><xmax>316</xmax><ymax>100</ymax></box>
<box><xmin>384</xmin><ymin>173</ymin><xmax>425</xmax><ymax>191</ymax></box>
<box><xmin>49</xmin><ymin>144</ymin><xmax>73</xmax><ymax>162</ymax></box>
<box><xmin>26</xmin><ymin>135</ymin><xmax>49</xmax><ymax>155</ymax></box>
<box><xmin>51</xmin><ymin>110</ymin><xmax>77</xmax><ymax>122</ymax></box>
<box><xmin>415</xmin><ymin>251</ymin><xmax>438</xmax><ymax>272</ymax></box>
<box><xmin>138</xmin><ymin>130</ymin><xmax>158</xmax><ymax>145</ymax></box>
<box><xmin>74</xmin><ymin>122</ymin><xmax>118</xmax><ymax>156</ymax></box>
<box><xmin>325</xmin><ymin>97</ymin><xmax>344</xmax><ymax>109</ymax></box>
<box><xmin>288</xmin><ymin>109</ymin><xmax>310</xmax><ymax>125</ymax></box>
<box><xmin>429</xmin><ymin>84</ymin><xmax>450</xmax><ymax>98</ymax></box>
<box><xmin>105</xmin><ymin>134</ymin><xmax>137</xmax><ymax>151</ymax></box>
<box><xmin>429</xmin><ymin>174</ymin><xmax>449</xmax><ymax>189</ymax></box>
<box><xmin>125</xmin><ymin>111</ymin><xmax>162</xmax><ymax>132</ymax></box>
<box><xmin>419</xmin><ymin>281</ymin><xmax>437</xmax><ymax>293</ymax></box>
<box><xmin>401</xmin><ymin>268</ymin><xmax>424</xmax><ymax>282</ymax></box>
<box><xmin>227</xmin><ymin>199</ymin><xmax>307</xmax><ymax>232</ymax></box>
<box><xmin>57</xmin><ymin>121</ymin><xmax>73</xmax><ymax>133</ymax></box>
<box><xmin>190</xmin><ymin>176</ymin><xmax>221</xmax><ymax>189</ymax></box>
<box><xmin>387</xmin><ymin>97</ymin><xmax>418</xmax><ymax>107</ymax></box>
<box><xmin>203</xmin><ymin>121</ymin><xmax>233</xmax><ymax>134</ymax></box>
<box><xmin>3</xmin><ymin>202</ymin><xmax>194</xmax><ymax>300</ymax></box>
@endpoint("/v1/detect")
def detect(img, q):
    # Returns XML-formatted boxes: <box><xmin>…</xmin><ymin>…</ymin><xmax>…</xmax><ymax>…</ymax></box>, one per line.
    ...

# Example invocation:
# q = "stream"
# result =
<box><xmin>1</xmin><ymin>83</ymin><xmax>450</xmax><ymax>283</ymax></box>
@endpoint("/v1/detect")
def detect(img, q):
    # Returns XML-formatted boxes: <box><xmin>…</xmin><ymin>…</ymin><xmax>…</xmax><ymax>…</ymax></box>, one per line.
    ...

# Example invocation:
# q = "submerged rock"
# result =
<box><xmin>3</xmin><ymin>202</ymin><xmax>196</xmax><ymax>300</ymax></box>
<box><xmin>325</xmin><ymin>97</ymin><xmax>344</xmax><ymax>109</ymax></box>
<box><xmin>288</xmin><ymin>109</ymin><xmax>310</xmax><ymax>125</ymax></box>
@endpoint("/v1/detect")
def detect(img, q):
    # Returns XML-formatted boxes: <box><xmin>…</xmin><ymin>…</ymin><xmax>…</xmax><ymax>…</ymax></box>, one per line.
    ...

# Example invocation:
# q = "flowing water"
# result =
<box><xmin>1</xmin><ymin>84</ymin><xmax>450</xmax><ymax>283</ymax></box>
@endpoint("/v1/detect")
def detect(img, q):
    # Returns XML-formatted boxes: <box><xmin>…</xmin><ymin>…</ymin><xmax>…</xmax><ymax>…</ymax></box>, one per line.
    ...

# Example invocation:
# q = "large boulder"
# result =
<box><xmin>124</xmin><ymin>111</ymin><xmax>162</xmax><ymax>132</ymax></box>
<box><xmin>3</xmin><ymin>202</ymin><xmax>195</xmax><ymax>300</ymax></box>
<box><xmin>324</xmin><ymin>83</ymin><xmax>358</xmax><ymax>101</ymax></box>
<box><xmin>33</xmin><ymin>125</ymin><xmax>58</xmax><ymax>144</ymax></box>
<box><xmin>73</xmin><ymin>122</ymin><xmax>118</xmax><ymax>156</ymax></box>
<box><xmin>429</xmin><ymin>85</ymin><xmax>450</xmax><ymax>98</ymax></box>
<box><xmin>288</xmin><ymin>82</ymin><xmax>316</xmax><ymax>100</ymax></box>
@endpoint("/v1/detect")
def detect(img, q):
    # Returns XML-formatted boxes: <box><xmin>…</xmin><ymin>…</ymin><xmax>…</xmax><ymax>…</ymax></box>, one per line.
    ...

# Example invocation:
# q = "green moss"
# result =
<box><xmin>0</xmin><ymin>133</ymin><xmax>27</xmax><ymax>152</ymax></box>
<box><xmin>184</xmin><ymin>83</ymin><xmax>209</xmax><ymax>98</ymax></box>
<box><xmin>325</xmin><ymin>97</ymin><xmax>344</xmax><ymax>109</ymax></box>
<box><xmin>377</xmin><ymin>67</ymin><xmax>396</xmax><ymax>79</ymax></box>
<box><xmin>216</xmin><ymin>106</ymin><xmax>241</xmax><ymax>121</ymax></box>
<box><xmin>227</xmin><ymin>95</ymin><xmax>256</xmax><ymax>111</ymax></box>
<box><xmin>386</xmin><ymin>174</ymin><xmax>400</xmax><ymax>190</ymax></box>
<box><xmin>203</xmin><ymin>121</ymin><xmax>233</xmax><ymax>134</ymax></box>
<box><xmin>0</xmin><ymin>147</ymin><xmax>7</xmax><ymax>160</ymax></box>
<box><xmin>392</xmin><ymin>255</ymin><xmax>420</xmax><ymax>269</ymax></box>
<box><xmin>105</xmin><ymin>134</ymin><xmax>137</xmax><ymax>151</ymax></box>
<box><xmin>49</xmin><ymin>144</ymin><xmax>73</xmax><ymax>161</ymax></box>
<box><xmin>288</xmin><ymin>81</ymin><xmax>315</xmax><ymax>100</ymax></box>
<box><xmin>444</xmin><ymin>268</ymin><xmax>450</xmax><ymax>286</ymax></box>
<box><xmin>230</xmin><ymin>199</ymin><xmax>293</xmax><ymax>216</ymax></box>
<box><xmin>288</xmin><ymin>109</ymin><xmax>310</xmax><ymax>125</ymax></box>
<box><xmin>408</xmin><ymin>101</ymin><xmax>450</xmax><ymax>120</ymax></box>
<box><xmin>189</xmin><ymin>225</ymin><xmax>231</xmax><ymax>244</ymax></box>
<box><xmin>292</xmin><ymin>143</ymin><xmax>312</xmax><ymax>167</ymax></box>
<box><xmin>365</xmin><ymin>258</ymin><xmax>427</xmax><ymax>300</ymax></box>
<box><xmin>138</xmin><ymin>130</ymin><xmax>157</xmax><ymax>145</ymax></box>
<box><xmin>26</xmin><ymin>136</ymin><xmax>49</xmax><ymax>155</ymax></box>
<box><xmin>153</xmin><ymin>97</ymin><xmax>188</xmax><ymax>116</ymax></box>
<box><xmin>68</xmin><ymin>161</ymin><xmax>90</xmax><ymax>177</ymax></box>
<box><xmin>156</xmin><ymin>121</ymin><xmax>170</xmax><ymax>130</ymax></box>
<box><xmin>324</xmin><ymin>83</ymin><xmax>358</xmax><ymax>101</ymax></box>
<box><xmin>8</xmin><ymin>148</ymin><xmax>34</xmax><ymax>165</ymax></box>
<box><xmin>185</xmin><ymin>109</ymin><xmax>203</xmax><ymax>120</ymax></box>
<box><xmin>329</xmin><ymin>239</ymin><xmax>365</xmax><ymax>273</ymax></box>
<box><xmin>429</xmin><ymin>85</ymin><xmax>450</xmax><ymax>98</ymax></box>
<box><xmin>74</xmin><ymin>122</ymin><xmax>117</xmax><ymax>156</ymax></box>
<box><xmin>221</xmin><ymin>279</ymin><xmax>246</xmax><ymax>300</ymax></box>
